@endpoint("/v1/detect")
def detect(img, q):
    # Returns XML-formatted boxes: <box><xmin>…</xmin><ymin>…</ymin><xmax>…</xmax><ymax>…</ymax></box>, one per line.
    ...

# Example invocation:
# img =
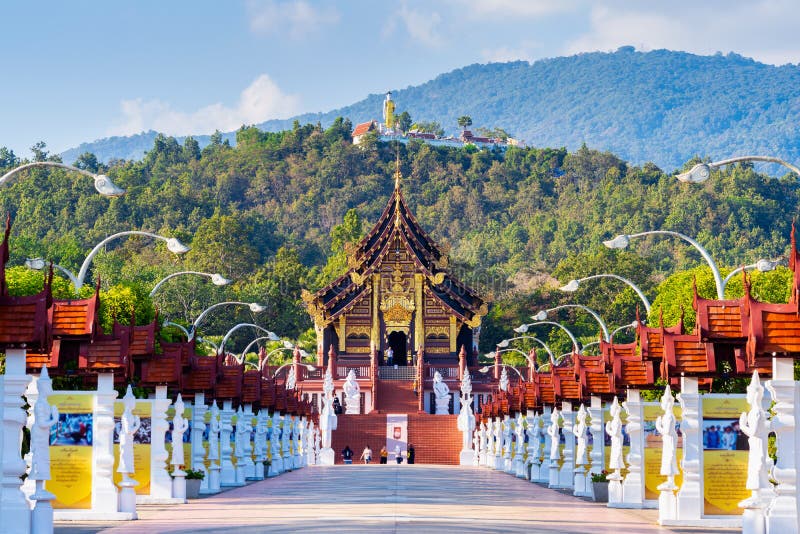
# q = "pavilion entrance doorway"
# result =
<box><xmin>387</xmin><ymin>331</ymin><xmax>407</xmax><ymax>366</ymax></box>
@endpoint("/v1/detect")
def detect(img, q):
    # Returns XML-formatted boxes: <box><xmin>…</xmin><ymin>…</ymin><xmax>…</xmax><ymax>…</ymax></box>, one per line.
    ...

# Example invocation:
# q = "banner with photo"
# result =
<box><xmin>113</xmin><ymin>399</ymin><xmax>152</xmax><ymax>495</ymax></box>
<box><xmin>702</xmin><ymin>395</ymin><xmax>748</xmax><ymax>515</ymax></box>
<box><xmin>643</xmin><ymin>402</ymin><xmax>683</xmax><ymax>500</ymax></box>
<box><xmin>48</xmin><ymin>393</ymin><xmax>94</xmax><ymax>509</ymax></box>
<box><xmin>386</xmin><ymin>413</ymin><xmax>408</xmax><ymax>461</ymax></box>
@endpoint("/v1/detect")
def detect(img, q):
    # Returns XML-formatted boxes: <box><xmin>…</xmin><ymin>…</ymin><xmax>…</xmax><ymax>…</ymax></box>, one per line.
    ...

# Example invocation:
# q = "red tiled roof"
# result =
<box><xmin>352</xmin><ymin>121</ymin><xmax>375</xmax><ymax>137</ymax></box>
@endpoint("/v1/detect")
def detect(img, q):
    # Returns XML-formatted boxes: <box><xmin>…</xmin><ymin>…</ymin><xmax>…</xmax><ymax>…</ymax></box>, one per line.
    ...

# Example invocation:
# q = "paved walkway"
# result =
<box><xmin>56</xmin><ymin>466</ymin><xmax>739</xmax><ymax>533</ymax></box>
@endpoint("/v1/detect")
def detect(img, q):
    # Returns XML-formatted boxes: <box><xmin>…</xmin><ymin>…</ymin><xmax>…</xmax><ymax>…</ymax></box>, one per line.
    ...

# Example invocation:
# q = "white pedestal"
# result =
<box><xmin>219</xmin><ymin>400</ymin><xmax>237</xmax><ymax>486</ymax></box>
<box><xmin>620</xmin><ymin>389</ymin><xmax>646</xmax><ymax>508</ymax></box>
<box><xmin>150</xmin><ymin>386</ymin><xmax>173</xmax><ymax>499</ymax></box>
<box><xmin>460</xmin><ymin>450</ymin><xmax>475</xmax><ymax>466</ymax></box>
<box><xmin>558</xmin><ymin>402</ymin><xmax>574</xmax><ymax>489</ymax></box>
<box><xmin>30</xmin><ymin>483</ymin><xmax>55</xmax><ymax>534</ymax></box>
<box><xmin>675</xmin><ymin>377</ymin><xmax>702</xmax><ymax>521</ymax></box>
<box><xmin>765</xmin><ymin>358</ymin><xmax>800</xmax><ymax>534</ymax></box>
<box><xmin>0</xmin><ymin>349</ymin><xmax>33</xmax><ymax>534</ymax></box>
<box><xmin>92</xmin><ymin>373</ymin><xmax>119</xmax><ymax>515</ymax></box>
<box><xmin>319</xmin><ymin>447</ymin><xmax>335</xmax><ymax>466</ymax></box>
<box><xmin>118</xmin><ymin>476</ymin><xmax>138</xmax><ymax>518</ymax></box>
<box><xmin>191</xmin><ymin>394</ymin><xmax>208</xmax><ymax>488</ymax></box>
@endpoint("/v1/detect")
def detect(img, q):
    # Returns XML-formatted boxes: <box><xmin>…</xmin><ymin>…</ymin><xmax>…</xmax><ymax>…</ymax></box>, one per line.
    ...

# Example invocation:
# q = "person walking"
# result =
<box><xmin>407</xmin><ymin>444</ymin><xmax>415</xmax><ymax>464</ymax></box>
<box><xmin>360</xmin><ymin>445</ymin><xmax>373</xmax><ymax>464</ymax></box>
<box><xmin>379</xmin><ymin>446</ymin><xmax>388</xmax><ymax>464</ymax></box>
<box><xmin>342</xmin><ymin>445</ymin><xmax>354</xmax><ymax>464</ymax></box>
<box><xmin>394</xmin><ymin>444</ymin><xmax>403</xmax><ymax>464</ymax></box>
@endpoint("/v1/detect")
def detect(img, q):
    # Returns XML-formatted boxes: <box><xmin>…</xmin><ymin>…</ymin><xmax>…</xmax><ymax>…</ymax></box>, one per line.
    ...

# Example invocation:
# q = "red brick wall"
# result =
<box><xmin>375</xmin><ymin>381</ymin><xmax>419</xmax><ymax>413</ymax></box>
<box><xmin>407</xmin><ymin>414</ymin><xmax>461</xmax><ymax>465</ymax></box>
<box><xmin>330</xmin><ymin>413</ymin><xmax>462</xmax><ymax>465</ymax></box>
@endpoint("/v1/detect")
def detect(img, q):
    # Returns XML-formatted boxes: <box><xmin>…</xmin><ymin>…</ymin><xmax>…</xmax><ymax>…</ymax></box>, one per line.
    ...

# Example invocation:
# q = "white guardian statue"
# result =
<box><xmin>344</xmin><ymin>369</ymin><xmax>361</xmax><ymax>414</ymax></box>
<box><xmin>433</xmin><ymin>371</ymin><xmax>451</xmax><ymax>415</ymax></box>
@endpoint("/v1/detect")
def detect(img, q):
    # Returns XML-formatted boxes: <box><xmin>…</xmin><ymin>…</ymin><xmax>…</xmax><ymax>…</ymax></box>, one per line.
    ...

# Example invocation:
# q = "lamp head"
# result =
<box><xmin>93</xmin><ymin>175</ymin><xmax>126</xmax><ymax>197</ymax></box>
<box><xmin>166</xmin><ymin>238</ymin><xmax>190</xmax><ymax>254</ymax></box>
<box><xmin>304</xmin><ymin>364</ymin><xmax>316</xmax><ymax>371</ymax></box>
<box><xmin>603</xmin><ymin>234</ymin><xmax>630</xmax><ymax>249</ymax></box>
<box><xmin>265</xmin><ymin>329</ymin><xmax>279</xmax><ymax>340</ymax></box>
<box><xmin>560</xmin><ymin>279</ymin><xmax>580</xmax><ymax>292</ymax></box>
<box><xmin>496</xmin><ymin>339</ymin><xmax>509</xmax><ymax>348</ymax></box>
<box><xmin>513</xmin><ymin>324</ymin><xmax>528</xmax><ymax>334</ymax></box>
<box><xmin>25</xmin><ymin>258</ymin><xmax>46</xmax><ymax>270</ymax></box>
<box><xmin>486</xmin><ymin>351</ymin><xmax>496</xmax><ymax>359</ymax></box>
<box><xmin>755</xmin><ymin>258</ymin><xmax>779</xmax><ymax>272</ymax></box>
<box><xmin>250</xmin><ymin>303</ymin><xmax>267</xmax><ymax>313</ymax></box>
<box><xmin>478</xmin><ymin>366</ymin><xmax>490</xmax><ymax>373</ymax></box>
<box><xmin>211</xmin><ymin>273</ymin><xmax>231</xmax><ymax>286</ymax></box>
<box><xmin>676</xmin><ymin>163</ymin><xmax>711</xmax><ymax>184</ymax></box>
<box><xmin>300</xmin><ymin>350</ymin><xmax>310</xmax><ymax>358</ymax></box>
<box><xmin>532</xmin><ymin>310</ymin><xmax>547</xmax><ymax>321</ymax></box>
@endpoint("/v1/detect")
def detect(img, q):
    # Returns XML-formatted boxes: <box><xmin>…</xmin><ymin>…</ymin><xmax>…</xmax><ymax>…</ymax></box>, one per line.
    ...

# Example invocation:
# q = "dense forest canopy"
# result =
<box><xmin>63</xmin><ymin>49</ymin><xmax>800</xmax><ymax>172</ymax></box>
<box><xmin>3</xmin><ymin>119</ymin><xmax>799</xmax><ymax>361</ymax></box>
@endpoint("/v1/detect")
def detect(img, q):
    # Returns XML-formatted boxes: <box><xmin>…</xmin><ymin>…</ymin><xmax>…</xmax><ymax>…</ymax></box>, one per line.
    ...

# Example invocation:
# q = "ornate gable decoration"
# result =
<box><xmin>303</xmin><ymin>169</ymin><xmax>488</xmax><ymax>327</ymax></box>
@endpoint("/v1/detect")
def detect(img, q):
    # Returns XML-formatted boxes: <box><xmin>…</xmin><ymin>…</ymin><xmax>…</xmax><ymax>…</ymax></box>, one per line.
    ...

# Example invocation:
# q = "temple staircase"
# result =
<box><xmin>375</xmin><ymin>379</ymin><xmax>419</xmax><ymax>413</ymax></box>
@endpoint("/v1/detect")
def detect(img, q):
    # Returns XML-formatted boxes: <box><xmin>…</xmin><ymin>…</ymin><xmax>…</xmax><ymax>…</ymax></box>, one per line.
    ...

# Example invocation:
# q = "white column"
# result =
<box><xmin>233</xmin><ymin>407</ymin><xmax>247</xmax><ymax>486</ymax></box>
<box><xmin>254</xmin><ymin>409</ymin><xmax>269</xmax><ymax>478</ymax></box>
<box><xmin>676</xmin><ymin>377</ymin><xmax>702</xmax><ymax>521</ymax></box>
<box><xmin>219</xmin><ymin>400</ymin><xmax>236</xmax><ymax>486</ymax></box>
<box><xmin>514</xmin><ymin>413</ymin><xmax>526</xmax><ymax>478</ymax></box>
<box><xmin>281</xmin><ymin>415</ymin><xmax>293</xmax><ymax>470</ymax></box>
<box><xmin>202</xmin><ymin>401</ymin><xmax>221</xmax><ymax>494</ymax></box>
<box><xmin>765</xmin><ymin>358</ymin><xmax>800</xmax><ymax>534</ymax></box>
<box><xmin>621</xmin><ymin>389</ymin><xmax>646</xmax><ymax>508</ymax></box>
<box><xmin>92</xmin><ymin>373</ymin><xmax>119</xmax><ymax>514</ymax></box>
<box><xmin>502</xmin><ymin>415</ymin><xmax>513</xmax><ymax>473</ymax></box>
<box><xmin>28</xmin><ymin>367</ymin><xmax>58</xmax><ymax>534</ymax></box>
<box><xmin>170</xmin><ymin>394</ymin><xmax>189</xmax><ymax>501</ymax></box>
<box><xmin>306</xmin><ymin>420</ymin><xmax>316</xmax><ymax>466</ymax></box>
<box><xmin>296</xmin><ymin>417</ymin><xmax>306</xmax><ymax>469</ymax></box>
<box><xmin>149</xmin><ymin>386</ymin><xmax>172</xmax><ymax>499</ymax></box>
<box><xmin>548</xmin><ymin>408</ymin><xmax>561</xmax><ymax>488</ymax></box>
<box><xmin>242</xmin><ymin>404</ymin><xmax>256</xmax><ymax>479</ymax></box>
<box><xmin>739</xmin><ymin>371</ymin><xmax>771</xmax><ymax>534</ymax></box>
<box><xmin>493</xmin><ymin>417</ymin><xmax>503</xmax><ymax>470</ymax></box>
<box><xmin>117</xmin><ymin>386</ymin><xmax>140</xmax><ymax>516</ymax></box>
<box><xmin>191</xmin><ymin>393</ymin><xmax>208</xmax><ymax>491</ymax></box>
<box><xmin>1</xmin><ymin>350</ymin><xmax>32</xmax><ymax>534</ymax></box>
<box><xmin>588</xmin><ymin>396</ymin><xmax>604</xmax><ymax>497</ymax></box>
<box><xmin>269</xmin><ymin>413</ymin><xmax>284</xmax><ymax>474</ymax></box>
<box><xmin>559</xmin><ymin>401</ymin><xmax>575</xmax><ymax>489</ymax></box>
<box><xmin>526</xmin><ymin>411</ymin><xmax>542</xmax><ymax>483</ymax></box>
<box><xmin>539</xmin><ymin>405</ymin><xmax>552</xmax><ymax>483</ymax></box>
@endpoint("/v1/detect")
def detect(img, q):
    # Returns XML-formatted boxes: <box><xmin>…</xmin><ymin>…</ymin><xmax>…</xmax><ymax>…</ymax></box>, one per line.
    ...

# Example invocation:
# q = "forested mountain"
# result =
<box><xmin>62</xmin><ymin>48</ymin><xmax>800</xmax><ymax>171</ymax></box>
<box><xmin>5</xmin><ymin>122</ymin><xmax>800</xmax><ymax>360</ymax></box>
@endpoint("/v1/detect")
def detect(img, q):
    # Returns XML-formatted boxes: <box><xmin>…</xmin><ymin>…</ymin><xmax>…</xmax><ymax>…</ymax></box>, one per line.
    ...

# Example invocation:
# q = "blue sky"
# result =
<box><xmin>3</xmin><ymin>0</ymin><xmax>800</xmax><ymax>157</ymax></box>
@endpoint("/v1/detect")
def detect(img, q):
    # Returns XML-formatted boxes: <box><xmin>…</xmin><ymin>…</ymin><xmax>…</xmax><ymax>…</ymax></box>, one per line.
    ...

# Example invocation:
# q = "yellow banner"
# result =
<box><xmin>704</xmin><ymin>450</ymin><xmax>749</xmax><ymax>514</ymax></box>
<box><xmin>702</xmin><ymin>396</ymin><xmax>748</xmax><ymax>515</ymax></box>
<box><xmin>48</xmin><ymin>393</ymin><xmax>94</xmax><ymax>509</ymax></box>
<box><xmin>113</xmin><ymin>444</ymin><xmax>152</xmax><ymax>495</ymax></box>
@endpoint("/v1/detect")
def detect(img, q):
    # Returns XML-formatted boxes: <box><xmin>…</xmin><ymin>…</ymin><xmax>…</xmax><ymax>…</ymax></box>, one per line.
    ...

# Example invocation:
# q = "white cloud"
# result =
<box><xmin>107</xmin><ymin>74</ymin><xmax>300</xmax><ymax>137</ymax></box>
<box><xmin>564</xmin><ymin>1</ymin><xmax>800</xmax><ymax>66</ymax></box>
<box><xmin>481</xmin><ymin>41</ymin><xmax>540</xmax><ymax>63</ymax></box>
<box><xmin>247</xmin><ymin>0</ymin><xmax>339</xmax><ymax>39</ymax></box>
<box><xmin>455</xmin><ymin>0</ymin><xmax>578</xmax><ymax>18</ymax></box>
<box><xmin>397</xmin><ymin>3</ymin><xmax>443</xmax><ymax>47</ymax></box>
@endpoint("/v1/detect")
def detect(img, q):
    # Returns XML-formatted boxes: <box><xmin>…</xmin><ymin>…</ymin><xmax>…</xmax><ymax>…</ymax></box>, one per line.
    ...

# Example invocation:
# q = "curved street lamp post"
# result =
<box><xmin>560</xmin><ymin>273</ymin><xmax>652</xmax><ymax>316</ymax></box>
<box><xmin>513</xmin><ymin>320</ymin><xmax>581</xmax><ymax>353</ymax></box>
<box><xmin>149</xmin><ymin>271</ymin><xmax>231</xmax><ymax>297</ymax></box>
<box><xmin>26</xmin><ymin>230</ymin><xmax>189</xmax><ymax>292</ymax></box>
<box><xmin>677</xmin><ymin>156</ymin><xmax>800</xmax><ymax>184</ymax></box>
<box><xmin>533</xmin><ymin>304</ymin><xmax>610</xmax><ymax>342</ymax></box>
<box><xmin>0</xmin><ymin>161</ymin><xmax>126</xmax><ymax>196</ymax></box>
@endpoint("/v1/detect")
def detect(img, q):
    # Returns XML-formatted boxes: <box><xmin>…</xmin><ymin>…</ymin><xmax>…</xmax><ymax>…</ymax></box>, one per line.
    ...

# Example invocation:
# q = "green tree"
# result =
<box><xmin>185</xmin><ymin>212</ymin><xmax>261</xmax><ymax>279</ymax></box>
<box><xmin>74</xmin><ymin>152</ymin><xmax>100</xmax><ymax>173</ymax></box>
<box><xmin>0</xmin><ymin>147</ymin><xmax>19</xmax><ymax>169</ymax></box>
<box><xmin>396</xmin><ymin>111</ymin><xmax>412</xmax><ymax>133</ymax></box>
<box><xmin>410</xmin><ymin>121</ymin><xmax>444</xmax><ymax>136</ymax></box>
<box><xmin>317</xmin><ymin>209</ymin><xmax>363</xmax><ymax>286</ymax></box>
<box><xmin>457</xmin><ymin>115</ymin><xmax>473</xmax><ymax>130</ymax></box>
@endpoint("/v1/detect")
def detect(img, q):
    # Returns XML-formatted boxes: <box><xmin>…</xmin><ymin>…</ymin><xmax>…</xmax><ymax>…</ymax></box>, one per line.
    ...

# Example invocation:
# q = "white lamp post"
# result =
<box><xmin>603</xmin><ymin>230</ymin><xmax>725</xmax><ymax>300</ymax></box>
<box><xmin>721</xmin><ymin>258</ymin><xmax>780</xmax><ymax>293</ymax></box>
<box><xmin>0</xmin><ymin>161</ymin><xmax>125</xmax><ymax>196</ymax></box>
<box><xmin>676</xmin><ymin>156</ymin><xmax>800</xmax><ymax>183</ymax></box>
<box><xmin>478</xmin><ymin>363</ymin><xmax>525</xmax><ymax>381</ymax></box>
<box><xmin>216</xmin><ymin>323</ymin><xmax>278</xmax><ymax>356</ymax></box>
<box><xmin>533</xmin><ymin>305</ymin><xmax>610</xmax><ymax>342</ymax></box>
<box><xmin>149</xmin><ymin>271</ymin><xmax>231</xmax><ymax>297</ymax></box>
<box><xmin>188</xmin><ymin>301</ymin><xmax>266</xmax><ymax>340</ymax></box>
<box><xmin>271</xmin><ymin>362</ymin><xmax>317</xmax><ymax>379</ymax></box>
<box><xmin>496</xmin><ymin>336</ymin><xmax>555</xmax><ymax>362</ymax></box>
<box><xmin>560</xmin><ymin>274</ymin><xmax>652</xmax><ymax>315</ymax></box>
<box><xmin>513</xmin><ymin>321</ymin><xmax>581</xmax><ymax>353</ymax></box>
<box><xmin>25</xmin><ymin>230</ymin><xmax>189</xmax><ymax>292</ymax></box>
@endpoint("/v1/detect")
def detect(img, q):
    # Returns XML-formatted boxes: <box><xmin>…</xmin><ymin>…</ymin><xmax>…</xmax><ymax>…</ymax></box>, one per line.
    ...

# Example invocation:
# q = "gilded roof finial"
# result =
<box><xmin>394</xmin><ymin>151</ymin><xmax>401</xmax><ymax>190</ymax></box>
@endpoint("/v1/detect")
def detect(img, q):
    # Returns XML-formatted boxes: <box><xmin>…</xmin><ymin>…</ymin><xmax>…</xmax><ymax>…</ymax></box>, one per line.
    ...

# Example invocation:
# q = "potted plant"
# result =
<box><xmin>185</xmin><ymin>468</ymin><xmax>205</xmax><ymax>499</ymax></box>
<box><xmin>590</xmin><ymin>471</ymin><xmax>609</xmax><ymax>502</ymax></box>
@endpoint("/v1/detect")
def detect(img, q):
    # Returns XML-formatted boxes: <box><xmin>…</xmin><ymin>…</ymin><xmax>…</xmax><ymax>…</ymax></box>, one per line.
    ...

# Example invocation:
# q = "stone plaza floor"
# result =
<box><xmin>55</xmin><ymin>465</ymin><xmax>740</xmax><ymax>534</ymax></box>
